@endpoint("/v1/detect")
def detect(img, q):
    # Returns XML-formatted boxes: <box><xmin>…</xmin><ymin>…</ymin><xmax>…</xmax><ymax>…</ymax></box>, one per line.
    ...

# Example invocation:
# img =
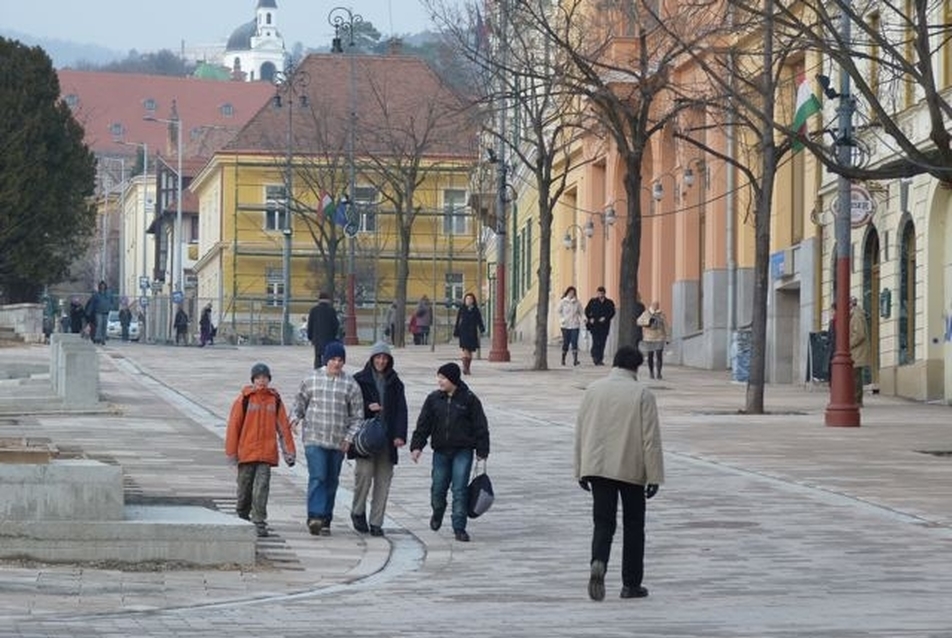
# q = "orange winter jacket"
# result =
<box><xmin>225</xmin><ymin>386</ymin><xmax>296</xmax><ymax>466</ymax></box>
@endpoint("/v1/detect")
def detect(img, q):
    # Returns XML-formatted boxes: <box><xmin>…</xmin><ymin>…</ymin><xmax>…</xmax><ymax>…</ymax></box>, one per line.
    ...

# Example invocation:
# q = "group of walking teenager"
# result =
<box><xmin>225</xmin><ymin>333</ymin><xmax>490</xmax><ymax>543</ymax></box>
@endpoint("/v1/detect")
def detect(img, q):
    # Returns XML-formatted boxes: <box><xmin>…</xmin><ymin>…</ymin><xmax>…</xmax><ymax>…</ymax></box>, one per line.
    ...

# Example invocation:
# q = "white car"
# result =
<box><xmin>106</xmin><ymin>310</ymin><xmax>140</xmax><ymax>341</ymax></box>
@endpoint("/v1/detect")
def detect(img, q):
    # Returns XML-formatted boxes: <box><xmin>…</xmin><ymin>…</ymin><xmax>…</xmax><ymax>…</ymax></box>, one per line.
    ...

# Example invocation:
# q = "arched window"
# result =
<box><xmin>898</xmin><ymin>218</ymin><xmax>916</xmax><ymax>364</ymax></box>
<box><xmin>267</xmin><ymin>13</ymin><xmax>272</xmax><ymax>25</ymax></box>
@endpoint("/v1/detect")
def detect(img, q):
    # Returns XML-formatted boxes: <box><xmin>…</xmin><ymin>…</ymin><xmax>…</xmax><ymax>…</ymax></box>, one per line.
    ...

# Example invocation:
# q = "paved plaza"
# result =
<box><xmin>1</xmin><ymin>339</ymin><xmax>952</xmax><ymax>637</ymax></box>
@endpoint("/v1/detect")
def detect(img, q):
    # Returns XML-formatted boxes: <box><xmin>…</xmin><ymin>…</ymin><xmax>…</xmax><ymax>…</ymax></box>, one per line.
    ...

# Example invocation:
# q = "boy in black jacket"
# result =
<box><xmin>410</xmin><ymin>362</ymin><xmax>490</xmax><ymax>542</ymax></box>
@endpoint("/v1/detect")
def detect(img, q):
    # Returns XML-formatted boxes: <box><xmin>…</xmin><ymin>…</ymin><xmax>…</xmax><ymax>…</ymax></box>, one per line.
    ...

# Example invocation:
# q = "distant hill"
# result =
<box><xmin>0</xmin><ymin>29</ymin><xmax>123</xmax><ymax>68</ymax></box>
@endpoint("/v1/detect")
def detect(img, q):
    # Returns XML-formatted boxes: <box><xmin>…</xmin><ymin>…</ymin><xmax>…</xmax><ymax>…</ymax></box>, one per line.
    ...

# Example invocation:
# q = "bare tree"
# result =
<box><xmin>355</xmin><ymin>57</ymin><xmax>477</xmax><ymax>348</ymax></box>
<box><xmin>427</xmin><ymin>0</ymin><xmax>590</xmax><ymax>369</ymax></box>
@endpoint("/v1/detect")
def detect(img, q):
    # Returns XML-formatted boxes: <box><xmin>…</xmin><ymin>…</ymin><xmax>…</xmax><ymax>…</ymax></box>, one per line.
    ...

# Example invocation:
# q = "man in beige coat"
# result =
<box><xmin>575</xmin><ymin>345</ymin><xmax>664</xmax><ymax>601</ymax></box>
<box><xmin>849</xmin><ymin>297</ymin><xmax>869</xmax><ymax>406</ymax></box>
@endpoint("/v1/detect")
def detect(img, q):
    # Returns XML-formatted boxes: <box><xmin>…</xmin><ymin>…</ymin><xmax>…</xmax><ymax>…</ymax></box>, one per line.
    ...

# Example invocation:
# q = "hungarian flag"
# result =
<box><xmin>792</xmin><ymin>72</ymin><xmax>821</xmax><ymax>152</ymax></box>
<box><xmin>318</xmin><ymin>191</ymin><xmax>334</xmax><ymax>220</ymax></box>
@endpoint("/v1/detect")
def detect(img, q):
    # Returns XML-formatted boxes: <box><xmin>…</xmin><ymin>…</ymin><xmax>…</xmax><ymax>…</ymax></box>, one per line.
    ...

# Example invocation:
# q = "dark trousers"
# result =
<box><xmin>590</xmin><ymin>477</ymin><xmax>646</xmax><ymax>589</ymax></box>
<box><xmin>312</xmin><ymin>341</ymin><xmax>327</xmax><ymax>369</ymax></box>
<box><xmin>647</xmin><ymin>350</ymin><xmax>663</xmax><ymax>376</ymax></box>
<box><xmin>590</xmin><ymin>327</ymin><xmax>609</xmax><ymax>364</ymax></box>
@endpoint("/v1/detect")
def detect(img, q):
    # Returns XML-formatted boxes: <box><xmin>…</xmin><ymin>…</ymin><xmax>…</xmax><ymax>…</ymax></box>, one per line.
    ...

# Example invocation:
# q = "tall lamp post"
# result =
<box><xmin>273</xmin><ymin>61</ymin><xmax>310</xmax><ymax>346</ymax></box>
<box><xmin>144</xmin><ymin>110</ymin><xmax>184</xmax><ymax>299</ymax></box>
<box><xmin>329</xmin><ymin>6</ymin><xmax>362</xmax><ymax>345</ymax></box>
<box><xmin>488</xmin><ymin>0</ymin><xmax>511</xmax><ymax>363</ymax></box>
<box><xmin>824</xmin><ymin>12</ymin><xmax>861</xmax><ymax>427</ymax></box>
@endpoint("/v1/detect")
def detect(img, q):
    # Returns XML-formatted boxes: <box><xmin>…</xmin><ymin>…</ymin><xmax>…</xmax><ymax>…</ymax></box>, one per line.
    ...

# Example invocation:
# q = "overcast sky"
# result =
<box><xmin>3</xmin><ymin>0</ymin><xmax>447</xmax><ymax>53</ymax></box>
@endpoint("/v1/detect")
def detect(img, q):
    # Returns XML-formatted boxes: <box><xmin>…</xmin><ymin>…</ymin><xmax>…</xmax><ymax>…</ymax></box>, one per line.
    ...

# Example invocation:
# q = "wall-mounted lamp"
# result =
<box><xmin>584</xmin><ymin>205</ymin><xmax>617</xmax><ymax>238</ymax></box>
<box><xmin>682</xmin><ymin>158</ymin><xmax>706</xmax><ymax>189</ymax></box>
<box><xmin>563</xmin><ymin>223</ymin><xmax>586</xmax><ymax>251</ymax></box>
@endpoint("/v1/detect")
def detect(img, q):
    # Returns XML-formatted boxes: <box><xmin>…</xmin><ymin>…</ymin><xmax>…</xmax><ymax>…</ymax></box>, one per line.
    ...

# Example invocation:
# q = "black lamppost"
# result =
<box><xmin>328</xmin><ymin>6</ymin><xmax>362</xmax><ymax>345</ymax></box>
<box><xmin>272</xmin><ymin>59</ymin><xmax>310</xmax><ymax>345</ymax></box>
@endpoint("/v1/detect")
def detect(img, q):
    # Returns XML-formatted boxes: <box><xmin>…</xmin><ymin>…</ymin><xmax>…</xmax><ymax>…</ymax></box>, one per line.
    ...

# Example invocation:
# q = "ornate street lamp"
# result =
<box><xmin>272</xmin><ymin>60</ymin><xmax>310</xmax><ymax>345</ymax></box>
<box><xmin>329</xmin><ymin>6</ymin><xmax>362</xmax><ymax>345</ymax></box>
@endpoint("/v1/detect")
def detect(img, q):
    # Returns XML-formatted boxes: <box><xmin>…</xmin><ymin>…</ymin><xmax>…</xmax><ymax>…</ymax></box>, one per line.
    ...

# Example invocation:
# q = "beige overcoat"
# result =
<box><xmin>574</xmin><ymin>368</ymin><xmax>665</xmax><ymax>486</ymax></box>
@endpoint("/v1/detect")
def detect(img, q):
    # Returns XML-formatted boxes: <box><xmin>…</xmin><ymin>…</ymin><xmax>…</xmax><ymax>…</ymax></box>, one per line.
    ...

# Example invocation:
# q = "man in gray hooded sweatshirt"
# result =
<box><xmin>349</xmin><ymin>342</ymin><xmax>409</xmax><ymax>536</ymax></box>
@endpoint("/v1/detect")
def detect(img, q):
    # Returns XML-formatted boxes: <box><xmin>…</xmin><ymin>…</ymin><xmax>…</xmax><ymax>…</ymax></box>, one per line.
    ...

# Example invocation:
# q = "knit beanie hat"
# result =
<box><xmin>250</xmin><ymin>362</ymin><xmax>271</xmax><ymax>381</ymax></box>
<box><xmin>323</xmin><ymin>340</ymin><xmax>346</xmax><ymax>363</ymax></box>
<box><xmin>437</xmin><ymin>362</ymin><xmax>462</xmax><ymax>386</ymax></box>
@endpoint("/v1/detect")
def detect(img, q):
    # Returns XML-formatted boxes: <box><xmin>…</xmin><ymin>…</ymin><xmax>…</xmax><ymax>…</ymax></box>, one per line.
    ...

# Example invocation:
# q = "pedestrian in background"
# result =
<box><xmin>585</xmin><ymin>286</ymin><xmax>616</xmax><ymax>366</ymax></box>
<box><xmin>414</xmin><ymin>295</ymin><xmax>433</xmax><ymax>345</ymax></box>
<box><xmin>173</xmin><ymin>306</ymin><xmax>189</xmax><ymax>346</ymax></box>
<box><xmin>384</xmin><ymin>302</ymin><xmax>397</xmax><ymax>343</ymax></box>
<box><xmin>453</xmin><ymin>292</ymin><xmax>485</xmax><ymax>375</ymax></box>
<box><xmin>849</xmin><ymin>296</ymin><xmax>869</xmax><ymax>406</ymax></box>
<box><xmin>350</xmin><ymin>341</ymin><xmax>408</xmax><ymax>537</ymax></box>
<box><xmin>410</xmin><ymin>362</ymin><xmax>490</xmax><ymax>542</ymax></box>
<box><xmin>225</xmin><ymin>362</ymin><xmax>297</xmax><ymax>538</ymax></box>
<box><xmin>86</xmin><ymin>281</ymin><xmax>111</xmax><ymax>345</ymax></box>
<box><xmin>558</xmin><ymin>286</ymin><xmax>584</xmax><ymax>366</ymax></box>
<box><xmin>307</xmin><ymin>291</ymin><xmax>340</xmax><ymax>369</ymax></box>
<box><xmin>69</xmin><ymin>297</ymin><xmax>85</xmax><ymax>334</ymax></box>
<box><xmin>118</xmin><ymin>305</ymin><xmax>132</xmax><ymax>342</ymax></box>
<box><xmin>292</xmin><ymin>341</ymin><xmax>363</xmax><ymax>536</ymax></box>
<box><xmin>637</xmin><ymin>301</ymin><xmax>669</xmax><ymax>379</ymax></box>
<box><xmin>575</xmin><ymin>345</ymin><xmax>664</xmax><ymax>601</ymax></box>
<box><xmin>199</xmin><ymin>302</ymin><xmax>215</xmax><ymax>347</ymax></box>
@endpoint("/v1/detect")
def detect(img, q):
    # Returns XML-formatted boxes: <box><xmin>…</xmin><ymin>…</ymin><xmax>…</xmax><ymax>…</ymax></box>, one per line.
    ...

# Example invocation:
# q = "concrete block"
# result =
<box><xmin>0</xmin><ymin>459</ymin><xmax>123</xmax><ymax>521</ymax></box>
<box><xmin>55</xmin><ymin>339</ymin><xmax>99</xmax><ymax>407</ymax></box>
<box><xmin>0</xmin><ymin>506</ymin><xmax>256</xmax><ymax>566</ymax></box>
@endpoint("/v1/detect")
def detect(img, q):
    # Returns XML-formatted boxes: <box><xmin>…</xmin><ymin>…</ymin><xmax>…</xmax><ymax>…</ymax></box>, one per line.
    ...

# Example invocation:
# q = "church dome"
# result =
<box><xmin>226</xmin><ymin>20</ymin><xmax>256</xmax><ymax>51</ymax></box>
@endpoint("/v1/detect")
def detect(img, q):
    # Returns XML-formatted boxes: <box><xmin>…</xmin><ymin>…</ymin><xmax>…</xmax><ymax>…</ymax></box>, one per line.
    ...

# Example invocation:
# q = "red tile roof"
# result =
<box><xmin>225</xmin><ymin>53</ymin><xmax>478</xmax><ymax>161</ymax></box>
<box><xmin>57</xmin><ymin>70</ymin><xmax>275</xmax><ymax>160</ymax></box>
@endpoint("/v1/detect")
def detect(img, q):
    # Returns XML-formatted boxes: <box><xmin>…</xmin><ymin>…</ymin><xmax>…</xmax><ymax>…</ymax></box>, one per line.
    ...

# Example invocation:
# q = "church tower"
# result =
<box><xmin>223</xmin><ymin>0</ymin><xmax>287</xmax><ymax>82</ymax></box>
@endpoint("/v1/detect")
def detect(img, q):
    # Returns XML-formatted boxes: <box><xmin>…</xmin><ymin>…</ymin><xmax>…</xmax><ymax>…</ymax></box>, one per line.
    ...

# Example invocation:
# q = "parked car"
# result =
<box><xmin>106</xmin><ymin>310</ymin><xmax>139</xmax><ymax>341</ymax></box>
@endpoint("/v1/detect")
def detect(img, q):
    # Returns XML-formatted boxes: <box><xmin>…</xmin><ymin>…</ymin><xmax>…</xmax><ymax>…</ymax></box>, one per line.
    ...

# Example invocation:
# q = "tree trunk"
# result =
<box><xmin>616</xmin><ymin>160</ymin><xmax>644</xmax><ymax>348</ymax></box>
<box><xmin>532</xmin><ymin>199</ymin><xmax>554</xmax><ymax>370</ymax></box>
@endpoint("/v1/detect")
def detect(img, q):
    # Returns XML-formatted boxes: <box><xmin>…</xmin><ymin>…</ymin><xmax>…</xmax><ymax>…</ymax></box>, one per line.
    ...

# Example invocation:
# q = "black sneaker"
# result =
<box><xmin>320</xmin><ymin>519</ymin><xmax>331</xmax><ymax>536</ymax></box>
<box><xmin>621</xmin><ymin>585</ymin><xmax>649</xmax><ymax>599</ymax></box>
<box><xmin>254</xmin><ymin>522</ymin><xmax>269</xmax><ymax>538</ymax></box>
<box><xmin>351</xmin><ymin>513</ymin><xmax>369</xmax><ymax>534</ymax></box>
<box><xmin>588</xmin><ymin>560</ymin><xmax>606</xmax><ymax>601</ymax></box>
<box><xmin>369</xmin><ymin>525</ymin><xmax>384</xmax><ymax>537</ymax></box>
<box><xmin>454</xmin><ymin>530</ymin><xmax>470</xmax><ymax>542</ymax></box>
<box><xmin>429</xmin><ymin>510</ymin><xmax>444</xmax><ymax>531</ymax></box>
<box><xmin>307</xmin><ymin>518</ymin><xmax>323</xmax><ymax>536</ymax></box>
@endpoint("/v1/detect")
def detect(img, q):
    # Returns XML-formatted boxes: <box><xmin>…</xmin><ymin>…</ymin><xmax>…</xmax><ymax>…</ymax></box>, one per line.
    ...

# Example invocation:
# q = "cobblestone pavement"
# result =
<box><xmin>1</xmin><ymin>340</ymin><xmax>952</xmax><ymax>637</ymax></box>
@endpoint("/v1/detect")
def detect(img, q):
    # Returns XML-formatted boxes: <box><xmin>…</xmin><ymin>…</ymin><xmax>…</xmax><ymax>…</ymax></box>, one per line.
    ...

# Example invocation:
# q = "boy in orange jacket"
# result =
<box><xmin>225</xmin><ymin>363</ymin><xmax>297</xmax><ymax>537</ymax></box>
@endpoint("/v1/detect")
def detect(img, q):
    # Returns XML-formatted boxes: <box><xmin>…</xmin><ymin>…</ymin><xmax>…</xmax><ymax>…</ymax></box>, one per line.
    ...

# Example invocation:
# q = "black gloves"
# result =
<box><xmin>645</xmin><ymin>484</ymin><xmax>659</xmax><ymax>499</ymax></box>
<box><xmin>578</xmin><ymin>479</ymin><xmax>590</xmax><ymax>492</ymax></box>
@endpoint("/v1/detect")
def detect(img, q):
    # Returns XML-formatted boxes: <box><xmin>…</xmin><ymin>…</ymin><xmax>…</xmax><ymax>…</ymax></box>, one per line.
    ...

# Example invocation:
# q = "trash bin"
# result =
<box><xmin>731</xmin><ymin>327</ymin><xmax>752</xmax><ymax>383</ymax></box>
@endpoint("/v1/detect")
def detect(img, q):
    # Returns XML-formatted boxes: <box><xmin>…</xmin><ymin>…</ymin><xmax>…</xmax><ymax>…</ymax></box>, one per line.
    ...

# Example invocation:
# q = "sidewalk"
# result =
<box><xmin>2</xmin><ymin>339</ymin><xmax>952</xmax><ymax>635</ymax></box>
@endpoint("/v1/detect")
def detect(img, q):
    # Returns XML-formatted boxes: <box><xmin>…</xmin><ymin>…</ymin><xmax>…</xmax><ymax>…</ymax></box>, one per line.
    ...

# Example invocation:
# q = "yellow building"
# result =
<box><xmin>189</xmin><ymin>53</ymin><xmax>480</xmax><ymax>344</ymax></box>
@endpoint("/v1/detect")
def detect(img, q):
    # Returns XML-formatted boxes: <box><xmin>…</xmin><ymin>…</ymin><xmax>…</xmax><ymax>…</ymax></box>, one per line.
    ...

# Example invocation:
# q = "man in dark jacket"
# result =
<box><xmin>585</xmin><ymin>286</ymin><xmax>616</xmax><ymax>366</ymax></box>
<box><xmin>86</xmin><ymin>281</ymin><xmax>111</xmax><ymax>345</ymax></box>
<box><xmin>350</xmin><ymin>341</ymin><xmax>408</xmax><ymax>537</ymax></box>
<box><xmin>410</xmin><ymin>362</ymin><xmax>490</xmax><ymax>542</ymax></box>
<box><xmin>307</xmin><ymin>292</ymin><xmax>340</xmax><ymax>369</ymax></box>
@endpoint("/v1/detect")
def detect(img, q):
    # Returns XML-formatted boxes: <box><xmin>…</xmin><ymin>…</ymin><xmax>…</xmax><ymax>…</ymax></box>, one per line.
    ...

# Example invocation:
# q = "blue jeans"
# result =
<box><xmin>305</xmin><ymin>445</ymin><xmax>344</xmax><ymax>523</ymax></box>
<box><xmin>431</xmin><ymin>448</ymin><xmax>474</xmax><ymax>533</ymax></box>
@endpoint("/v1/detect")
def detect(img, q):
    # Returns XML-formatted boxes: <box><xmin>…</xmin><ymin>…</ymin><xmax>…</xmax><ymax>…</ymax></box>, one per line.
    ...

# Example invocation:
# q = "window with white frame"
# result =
<box><xmin>444</xmin><ymin>273</ymin><xmax>464</xmax><ymax>305</ymax></box>
<box><xmin>354</xmin><ymin>186</ymin><xmax>377</xmax><ymax>232</ymax></box>
<box><xmin>443</xmin><ymin>189</ymin><xmax>468</xmax><ymax>235</ymax></box>
<box><xmin>265</xmin><ymin>185</ymin><xmax>288</xmax><ymax>231</ymax></box>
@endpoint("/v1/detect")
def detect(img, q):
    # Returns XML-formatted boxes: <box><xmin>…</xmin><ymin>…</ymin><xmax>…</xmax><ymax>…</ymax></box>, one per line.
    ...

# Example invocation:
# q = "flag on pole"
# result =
<box><xmin>318</xmin><ymin>191</ymin><xmax>334</xmax><ymax>220</ymax></box>
<box><xmin>792</xmin><ymin>72</ymin><xmax>821</xmax><ymax>152</ymax></box>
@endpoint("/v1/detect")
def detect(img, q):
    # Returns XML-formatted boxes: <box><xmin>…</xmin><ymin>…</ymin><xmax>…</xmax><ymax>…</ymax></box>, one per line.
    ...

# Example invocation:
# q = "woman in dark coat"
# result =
<box><xmin>453</xmin><ymin>292</ymin><xmax>485</xmax><ymax>376</ymax></box>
